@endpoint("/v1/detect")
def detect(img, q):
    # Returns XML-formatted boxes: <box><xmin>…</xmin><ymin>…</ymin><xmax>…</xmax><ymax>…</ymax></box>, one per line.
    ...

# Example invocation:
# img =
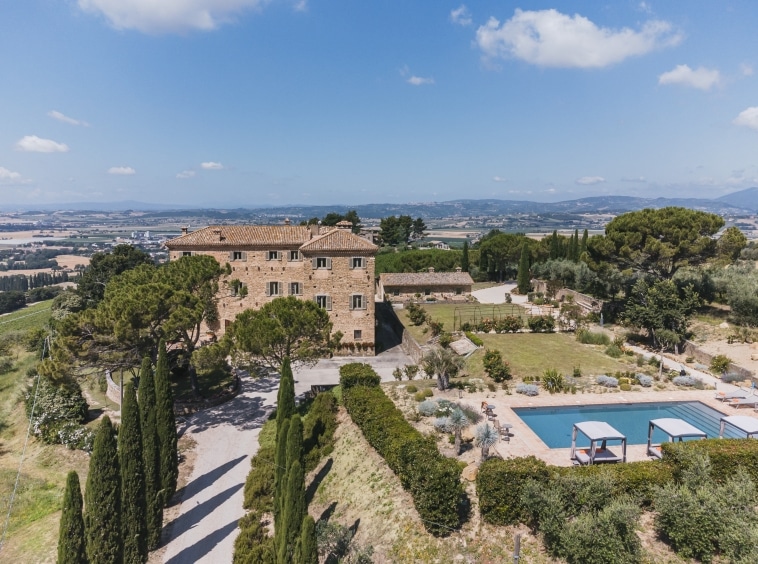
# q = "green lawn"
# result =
<box><xmin>465</xmin><ymin>332</ymin><xmax>637</xmax><ymax>381</ymax></box>
<box><xmin>398</xmin><ymin>302</ymin><xmax>528</xmax><ymax>343</ymax></box>
<box><xmin>0</xmin><ymin>300</ymin><xmax>53</xmax><ymax>337</ymax></box>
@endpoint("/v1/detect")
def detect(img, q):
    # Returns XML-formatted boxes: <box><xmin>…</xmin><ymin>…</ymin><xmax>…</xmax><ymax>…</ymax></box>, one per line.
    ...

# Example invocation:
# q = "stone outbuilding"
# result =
<box><xmin>378</xmin><ymin>268</ymin><xmax>474</xmax><ymax>303</ymax></box>
<box><xmin>165</xmin><ymin>221</ymin><xmax>378</xmax><ymax>354</ymax></box>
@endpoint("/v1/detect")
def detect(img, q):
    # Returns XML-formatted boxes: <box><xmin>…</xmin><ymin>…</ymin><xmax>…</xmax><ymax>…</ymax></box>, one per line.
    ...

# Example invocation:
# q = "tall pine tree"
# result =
<box><xmin>119</xmin><ymin>382</ymin><xmax>148</xmax><ymax>564</ymax></box>
<box><xmin>461</xmin><ymin>240</ymin><xmax>470</xmax><ymax>272</ymax></box>
<box><xmin>137</xmin><ymin>357</ymin><xmax>163</xmax><ymax>550</ymax></box>
<box><xmin>58</xmin><ymin>471</ymin><xmax>86</xmax><ymax>564</ymax></box>
<box><xmin>154</xmin><ymin>341</ymin><xmax>178</xmax><ymax>506</ymax></box>
<box><xmin>85</xmin><ymin>416</ymin><xmax>122</xmax><ymax>564</ymax></box>
<box><xmin>517</xmin><ymin>243</ymin><xmax>531</xmax><ymax>294</ymax></box>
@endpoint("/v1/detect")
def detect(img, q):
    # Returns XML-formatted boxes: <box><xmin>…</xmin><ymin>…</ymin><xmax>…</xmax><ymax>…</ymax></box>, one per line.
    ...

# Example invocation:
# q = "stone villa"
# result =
<box><xmin>378</xmin><ymin>268</ymin><xmax>474</xmax><ymax>302</ymax></box>
<box><xmin>165</xmin><ymin>221</ymin><xmax>378</xmax><ymax>353</ymax></box>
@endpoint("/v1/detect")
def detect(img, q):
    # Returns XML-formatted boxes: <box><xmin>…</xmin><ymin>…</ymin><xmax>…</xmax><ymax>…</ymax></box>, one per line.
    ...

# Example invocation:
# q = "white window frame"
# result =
<box><xmin>350</xmin><ymin>256</ymin><xmax>366</xmax><ymax>269</ymax></box>
<box><xmin>289</xmin><ymin>250</ymin><xmax>301</xmax><ymax>262</ymax></box>
<box><xmin>350</xmin><ymin>294</ymin><xmax>366</xmax><ymax>310</ymax></box>
<box><xmin>267</xmin><ymin>251</ymin><xmax>281</xmax><ymax>261</ymax></box>
<box><xmin>289</xmin><ymin>282</ymin><xmax>302</xmax><ymax>296</ymax></box>
<box><xmin>354</xmin><ymin>329</ymin><xmax>363</xmax><ymax>341</ymax></box>
<box><xmin>230</xmin><ymin>251</ymin><xmax>247</xmax><ymax>261</ymax></box>
<box><xmin>312</xmin><ymin>257</ymin><xmax>332</xmax><ymax>270</ymax></box>
<box><xmin>182</xmin><ymin>251</ymin><xmax>193</xmax><ymax>257</ymax></box>
<box><xmin>315</xmin><ymin>294</ymin><xmax>332</xmax><ymax>310</ymax></box>
<box><xmin>266</xmin><ymin>281</ymin><xmax>281</xmax><ymax>296</ymax></box>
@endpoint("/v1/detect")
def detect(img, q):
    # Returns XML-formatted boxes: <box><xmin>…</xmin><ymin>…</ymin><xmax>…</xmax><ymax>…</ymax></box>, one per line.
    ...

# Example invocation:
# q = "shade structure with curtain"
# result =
<box><xmin>719</xmin><ymin>415</ymin><xmax>758</xmax><ymax>438</ymax></box>
<box><xmin>570</xmin><ymin>421</ymin><xmax>627</xmax><ymax>465</ymax></box>
<box><xmin>647</xmin><ymin>418</ymin><xmax>707</xmax><ymax>459</ymax></box>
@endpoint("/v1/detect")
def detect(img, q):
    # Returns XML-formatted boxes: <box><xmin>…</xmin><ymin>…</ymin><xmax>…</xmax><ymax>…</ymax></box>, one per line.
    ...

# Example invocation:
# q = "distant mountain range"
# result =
<box><xmin>3</xmin><ymin>188</ymin><xmax>757</xmax><ymax>217</ymax></box>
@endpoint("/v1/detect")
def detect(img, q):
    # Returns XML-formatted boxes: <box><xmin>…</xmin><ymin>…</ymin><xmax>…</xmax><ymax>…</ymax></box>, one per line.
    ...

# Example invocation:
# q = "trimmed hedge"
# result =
<box><xmin>339</xmin><ymin>363</ymin><xmax>381</xmax><ymax>390</ymax></box>
<box><xmin>478</xmin><ymin>456</ymin><xmax>674</xmax><ymax>525</ymax></box>
<box><xmin>343</xmin><ymin>385</ymin><xmax>466</xmax><ymax>536</ymax></box>
<box><xmin>662</xmin><ymin>438</ymin><xmax>758</xmax><ymax>485</ymax></box>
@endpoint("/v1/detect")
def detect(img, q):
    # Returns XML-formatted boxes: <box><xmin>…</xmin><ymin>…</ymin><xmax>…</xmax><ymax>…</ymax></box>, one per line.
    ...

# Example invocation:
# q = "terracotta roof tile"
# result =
<box><xmin>299</xmin><ymin>228</ymin><xmax>378</xmax><ymax>254</ymax></box>
<box><xmin>379</xmin><ymin>272</ymin><xmax>474</xmax><ymax>286</ymax></box>
<box><xmin>166</xmin><ymin>225</ymin><xmax>311</xmax><ymax>248</ymax></box>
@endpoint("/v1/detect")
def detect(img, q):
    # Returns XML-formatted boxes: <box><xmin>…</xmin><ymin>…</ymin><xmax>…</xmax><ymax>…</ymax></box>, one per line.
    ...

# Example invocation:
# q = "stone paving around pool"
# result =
<box><xmin>437</xmin><ymin>386</ymin><xmax>758</xmax><ymax>467</ymax></box>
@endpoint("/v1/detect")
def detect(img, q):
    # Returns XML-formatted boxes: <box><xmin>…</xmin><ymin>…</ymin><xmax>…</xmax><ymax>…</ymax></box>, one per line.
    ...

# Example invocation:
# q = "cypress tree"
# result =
<box><xmin>572</xmin><ymin>229</ymin><xmax>580</xmax><ymax>261</ymax></box>
<box><xmin>57</xmin><ymin>471</ymin><xmax>86</xmax><ymax>564</ymax></box>
<box><xmin>581</xmin><ymin>228</ymin><xmax>589</xmax><ymax>255</ymax></box>
<box><xmin>296</xmin><ymin>515</ymin><xmax>317</xmax><ymax>564</ymax></box>
<box><xmin>137</xmin><ymin>357</ymin><xmax>163</xmax><ymax>550</ymax></box>
<box><xmin>273</xmin><ymin>418</ymin><xmax>290</xmax><ymax>531</ymax></box>
<box><xmin>276</xmin><ymin>357</ymin><xmax>296</xmax><ymax>444</ymax></box>
<box><xmin>549</xmin><ymin>230</ymin><xmax>560</xmax><ymax>260</ymax></box>
<box><xmin>85</xmin><ymin>416</ymin><xmax>122</xmax><ymax>564</ymax></box>
<box><xmin>461</xmin><ymin>240</ymin><xmax>469</xmax><ymax>272</ymax></box>
<box><xmin>277</xmin><ymin>460</ymin><xmax>304</xmax><ymax>564</ymax></box>
<box><xmin>119</xmin><ymin>382</ymin><xmax>148</xmax><ymax>564</ymax></box>
<box><xmin>154</xmin><ymin>341</ymin><xmax>178</xmax><ymax>506</ymax></box>
<box><xmin>517</xmin><ymin>243</ymin><xmax>531</xmax><ymax>295</ymax></box>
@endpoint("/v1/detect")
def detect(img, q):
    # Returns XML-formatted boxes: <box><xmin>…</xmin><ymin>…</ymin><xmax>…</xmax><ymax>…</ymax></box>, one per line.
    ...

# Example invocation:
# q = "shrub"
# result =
<box><xmin>465</xmin><ymin>332</ymin><xmax>484</xmax><ymax>347</ymax></box>
<box><xmin>528</xmin><ymin>315</ymin><xmax>555</xmax><ymax>333</ymax></box>
<box><xmin>413</xmin><ymin>391</ymin><xmax>426</xmax><ymax>402</ymax></box>
<box><xmin>418</xmin><ymin>400</ymin><xmax>437</xmax><ymax>416</ymax></box>
<box><xmin>243</xmin><ymin>445</ymin><xmax>276</xmax><ymax>513</ymax></box>
<box><xmin>477</xmin><ymin>457</ymin><xmax>550</xmax><ymax>525</ymax></box>
<box><xmin>515</xmin><ymin>383</ymin><xmax>539</xmax><ymax>396</ymax></box>
<box><xmin>662</xmin><ymin>439</ymin><xmax>758</xmax><ymax>486</ymax></box>
<box><xmin>25</xmin><ymin>375</ymin><xmax>89</xmax><ymax>447</ymax></box>
<box><xmin>392</xmin><ymin>367</ymin><xmax>403</xmax><ymax>381</ymax></box>
<box><xmin>403</xmin><ymin>365</ymin><xmax>419</xmax><ymax>380</ymax></box>
<box><xmin>596</xmin><ymin>375</ymin><xmax>618</xmax><ymax>388</ymax></box>
<box><xmin>619</xmin><ymin>383</ymin><xmax>632</xmax><ymax>391</ymax></box>
<box><xmin>542</xmin><ymin>369</ymin><xmax>564</xmax><ymax>394</ymax></box>
<box><xmin>604</xmin><ymin>344</ymin><xmax>623</xmax><ymax>358</ymax></box>
<box><xmin>495</xmin><ymin>315</ymin><xmax>522</xmax><ymax>333</ymax></box>
<box><xmin>406</xmin><ymin>384</ymin><xmax>418</xmax><ymax>393</ymax></box>
<box><xmin>672</xmin><ymin>375</ymin><xmax>699</xmax><ymax>387</ymax></box>
<box><xmin>572</xmin><ymin>366</ymin><xmax>582</xmax><ymax>378</ymax></box>
<box><xmin>303</xmin><ymin>392</ymin><xmax>338</xmax><ymax>472</ymax></box>
<box><xmin>710</xmin><ymin>354</ymin><xmax>732</xmax><ymax>375</ymax></box>
<box><xmin>407</xmin><ymin>302</ymin><xmax>428</xmax><ymax>326</ymax></box>
<box><xmin>433</xmin><ymin>417</ymin><xmax>450</xmax><ymax>433</ymax></box>
<box><xmin>721</xmin><ymin>372</ymin><xmax>744</xmax><ymax>384</ymax></box>
<box><xmin>423</xmin><ymin>388</ymin><xmax>434</xmax><ymax>398</ymax></box>
<box><xmin>428</xmin><ymin>320</ymin><xmax>444</xmax><ymax>337</ymax></box>
<box><xmin>635</xmin><ymin>374</ymin><xmax>653</xmax><ymax>387</ymax></box>
<box><xmin>456</xmin><ymin>403</ymin><xmax>482</xmax><ymax>424</ymax></box>
<box><xmin>344</xmin><ymin>385</ymin><xmax>466</xmax><ymax>535</ymax></box>
<box><xmin>482</xmin><ymin>349</ymin><xmax>512</xmax><ymax>383</ymax></box>
<box><xmin>339</xmin><ymin>363</ymin><xmax>381</xmax><ymax>390</ymax></box>
<box><xmin>576</xmin><ymin>329</ymin><xmax>611</xmax><ymax>345</ymax></box>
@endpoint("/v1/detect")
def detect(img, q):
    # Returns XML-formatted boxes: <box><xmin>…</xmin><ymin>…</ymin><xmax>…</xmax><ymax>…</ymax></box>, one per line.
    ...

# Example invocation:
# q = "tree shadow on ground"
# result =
<box><xmin>171</xmin><ymin>454</ymin><xmax>247</xmax><ymax>506</ymax></box>
<box><xmin>164</xmin><ymin>482</ymin><xmax>243</xmax><ymax>540</ymax></box>
<box><xmin>164</xmin><ymin>518</ymin><xmax>239</xmax><ymax>564</ymax></box>
<box><xmin>318</xmin><ymin>501</ymin><xmax>337</xmax><ymax>524</ymax></box>
<box><xmin>306</xmin><ymin>457</ymin><xmax>333</xmax><ymax>505</ymax></box>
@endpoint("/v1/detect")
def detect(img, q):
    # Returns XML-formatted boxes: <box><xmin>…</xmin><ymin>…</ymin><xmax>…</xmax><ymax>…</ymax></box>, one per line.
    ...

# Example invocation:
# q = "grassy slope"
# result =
<box><xmin>0</xmin><ymin>300</ymin><xmax>53</xmax><ymax>336</ymax></box>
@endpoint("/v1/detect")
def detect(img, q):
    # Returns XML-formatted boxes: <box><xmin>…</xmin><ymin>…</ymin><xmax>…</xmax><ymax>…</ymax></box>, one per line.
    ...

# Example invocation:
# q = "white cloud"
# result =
<box><xmin>407</xmin><ymin>75</ymin><xmax>435</xmax><ymax>86</ymax></box>
<box><xmin>658</xmin><ymin>64</ymin><xmax>720</xmax><ymax>90</ymax></box>
<box><xmin>638</xmin><ymin>2</ymin><xmax>653</xmax><ymax>15</ymax></box>
<box><xmin>201</xmin><ymin>161</ymin><xmax>224</xmax><ymax>170</ymax></box>
<box><xmin>77</xmin><ymin>0</ymin><xmax>268</xmax><ymax>34</ymax></box>
<box><xmin>107</xmin><ymin>166</ymin><xmax>136</xmax><ymax>175</ymax></box>
<box><xmin>475</xmin><ymin>9</ymin><xmax>680</xmax><ymax>68</ymax></box>
<box><xmin>293</xmin><ymin>0</ymin><xmax>307</xmax><ymax>12</ymax></box>
<box><xmin>492</xmin><ymin>176</ymin><xmax>507</xmax><ymax>182</ymax></box>
<box><xmin>734</xmin><ymin>107</ymin><xmax>758</xmax><ymax>131</ymax></box>
<box><xmin>450</xmin><ymin>5</ymin><xmax>472</xmax><ymax>26</ymax></box>
<box><xmin>48</xmin><ymin>110</ymin><xmax>89</xmax><ymax>126</ymax></box>
<box><xmin>740</xmin><ymin>63</ymin><xmax>754</xmax><ymax>76</ymax></box>
<box><xmin>576</xmin><ymin>176</ymin><xmax>606</xmax><ymax>185</ymax></box>
<box><xmin>177</xmin><ymin>170</ymin><xmax>196</xmax><ymax>179</ymax></box>
<box><xmin>0</xmin><ymin>166</ymin><xmax>21</xmax><ymax>183</ymax></box>
<box><xmin>621</xmin><ymin>176</ymin><xmax>647</xmax><ymax>183</ymax></box>
<box><xmin>15</xmin><ymin>135</ymin><xmax>69</xmax><ymax>153</ymax></box>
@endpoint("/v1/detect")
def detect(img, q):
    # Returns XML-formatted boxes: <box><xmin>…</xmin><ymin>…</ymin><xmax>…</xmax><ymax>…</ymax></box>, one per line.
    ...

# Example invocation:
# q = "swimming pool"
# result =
<box><xmin>512</xmin><ymin>401</ymin><xmax>738</xmax><ymax>448</ymax></box>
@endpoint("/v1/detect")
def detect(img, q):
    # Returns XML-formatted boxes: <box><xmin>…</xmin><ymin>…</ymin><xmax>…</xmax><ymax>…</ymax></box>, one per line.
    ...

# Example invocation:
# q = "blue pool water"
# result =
<box><xmin>513</xmin><ymin>401</ymin><xmax>738</xmax><ymax>448</ymax></box>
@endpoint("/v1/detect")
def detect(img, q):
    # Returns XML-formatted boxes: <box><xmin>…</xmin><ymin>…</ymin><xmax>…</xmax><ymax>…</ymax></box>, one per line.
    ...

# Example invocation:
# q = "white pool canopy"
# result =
<box><xmin>647</xmin><ymin>418</ymin><xmax>707</xmax><ymax>459</ymax></box>
<box><xmin>571</xmin><ymin>421</ymin><xmax>627</xmax><ymax>465</ymax></box>
<box><xmin>720</xmin><ymin>415</ymin><xmax>758</xmax><ymax>438</ymax></box>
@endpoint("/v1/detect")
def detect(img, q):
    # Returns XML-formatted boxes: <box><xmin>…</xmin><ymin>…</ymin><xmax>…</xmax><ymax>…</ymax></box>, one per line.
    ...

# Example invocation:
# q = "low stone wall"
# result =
<box><xmin>401</xmin><ymin>327</ymin><xmax>427</xmax><ymax>365</ymax></box>
<box><xmin>683</xmin><ymin>340</ymin><xmax>755</xmax><ymax>383</ymax></box>
<box><xmin>105</xmin><ymin>371</ymin><xmax>122</xmax><ymax>405</ymax></box>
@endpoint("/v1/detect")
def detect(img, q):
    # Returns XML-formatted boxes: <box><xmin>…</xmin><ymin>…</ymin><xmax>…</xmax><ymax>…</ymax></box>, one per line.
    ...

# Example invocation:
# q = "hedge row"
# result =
<box><xmin>339</xmin><ymin>363</ymin><xmax>381</xmax><ymax>390</ymax></box>
<box><xmin>343</xmin><ymin>384</ymin><xmax>466</xmax><ymax>536</ymax></box>
<box><xmin>477</xmin><ymin>439</ymin><xmax>758</xmax><ymax>526</ymax></box>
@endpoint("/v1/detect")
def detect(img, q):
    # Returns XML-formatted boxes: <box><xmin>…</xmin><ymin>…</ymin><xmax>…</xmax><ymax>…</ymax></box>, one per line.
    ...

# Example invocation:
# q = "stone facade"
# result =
<box><xmin>165</xmin><ymin>222</ymin><xmax>378</xmax><ymax>354</ymax></box>
<box><xmin>378</xmin><ymin>268</ymin><xmax>474</xmax><ymax>303</ymax></box>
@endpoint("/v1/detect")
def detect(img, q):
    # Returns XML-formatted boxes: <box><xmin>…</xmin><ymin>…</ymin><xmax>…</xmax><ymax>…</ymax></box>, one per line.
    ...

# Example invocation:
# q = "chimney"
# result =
<box><xmin>212</xmin><ymin>228</ymin><xmax>222</xmax><ymax>241</ymax></box>
<box><xmin>284</xmin><ymin>218</ymin><xmax>291</xmax><ymax>225</ymax></box>
<box><xmin>428</xmin><ymin>267</ymin><xmax>435</xmax><ymax>273</ymax></box>
<box><xmin>336</xmin><ymin>220</ymin><xmax>353</xmax><ymax>230</ymax></box>
<box><xmin>455</xmin><ymin>267</ymin><xmax>462</xmax><ymax>273</ymax></box>
<box><xmin>181</xmin><ymin>226</ymin><xmax>188</xmax><ymax>235</ymax></box>
<box><xmin>310</xmin><ymin>222</ymin><xmax>320</xmax><ymax>238</ymax></box>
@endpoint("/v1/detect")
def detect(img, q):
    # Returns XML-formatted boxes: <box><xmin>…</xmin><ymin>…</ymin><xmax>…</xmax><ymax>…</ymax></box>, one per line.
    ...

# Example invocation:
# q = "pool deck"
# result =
<box><xmin>459</xmin><ymin>387</ymin><xmax>758</xmax><ymax>466</ymax></box>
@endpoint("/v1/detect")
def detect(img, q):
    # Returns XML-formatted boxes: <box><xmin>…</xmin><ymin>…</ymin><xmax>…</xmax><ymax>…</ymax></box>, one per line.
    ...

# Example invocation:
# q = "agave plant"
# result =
<box><xmin>474</xmin><ymin>422</ymin><xmax>498</xmax><ymax>461</ymax></box>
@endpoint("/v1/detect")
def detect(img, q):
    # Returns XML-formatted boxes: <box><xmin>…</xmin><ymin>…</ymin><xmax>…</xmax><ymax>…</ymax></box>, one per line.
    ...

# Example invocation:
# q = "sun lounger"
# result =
<box><xmin>648</xmin><ymin>445</ymin><xmax>663</xmax><ymax>459</ymax></box>
<box><xmin>574</xmin><ymin>448</ymin><xmax>622</xmax><ymax>465</ymax></box>
<box><xmin>716</xmin><ymin>389</ymin><xmax>750</xmax><ymax>401</ymax></box>
<box><xmin>728</xmin><ymin>397</ymin><xmax>758</xmax><ymax>409</ymax></box>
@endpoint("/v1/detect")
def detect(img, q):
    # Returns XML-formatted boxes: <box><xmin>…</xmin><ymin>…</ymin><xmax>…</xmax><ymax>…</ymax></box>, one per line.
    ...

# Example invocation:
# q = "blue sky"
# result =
<box><xmin>1</xmin><ymin>1</ymin><xmax>757</xmax><ymax>208</ymax></box>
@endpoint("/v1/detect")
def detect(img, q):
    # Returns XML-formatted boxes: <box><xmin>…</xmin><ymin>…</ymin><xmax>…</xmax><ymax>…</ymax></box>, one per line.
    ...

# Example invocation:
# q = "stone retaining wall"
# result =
<box><xmin>683</xmin><ymin>340</ymin><xmax>756</xmax><ymax>383</ymax></box>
